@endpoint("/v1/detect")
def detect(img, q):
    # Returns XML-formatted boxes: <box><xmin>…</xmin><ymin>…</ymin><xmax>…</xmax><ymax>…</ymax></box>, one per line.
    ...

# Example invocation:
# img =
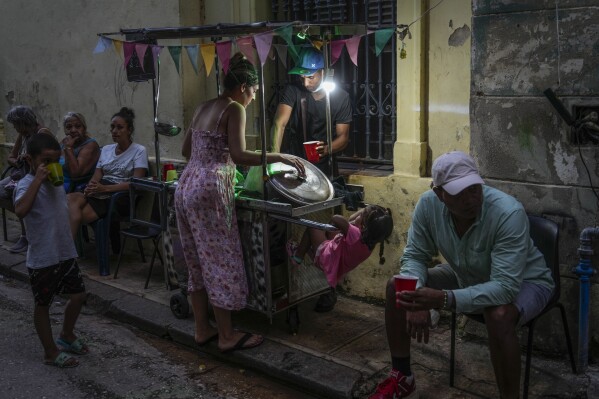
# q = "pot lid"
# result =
<box><xmin>267</xmin><ymin>160</ymin><xmax>333</xmax><ymax>204</ymax></box>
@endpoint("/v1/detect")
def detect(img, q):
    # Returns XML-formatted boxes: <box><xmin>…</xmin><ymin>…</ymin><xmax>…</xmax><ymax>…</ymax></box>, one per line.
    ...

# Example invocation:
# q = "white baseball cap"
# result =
<box><xmin>432</xmin><ymin>151</ymin><xmax>485</xmax><ymax>195</ymax></box>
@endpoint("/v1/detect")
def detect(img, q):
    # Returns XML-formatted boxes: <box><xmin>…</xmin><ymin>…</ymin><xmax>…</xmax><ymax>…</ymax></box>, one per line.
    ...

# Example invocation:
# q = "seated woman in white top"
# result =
<box><xmin>67</xmin><ymin>107</ymin><xmax>148</xmax><ymax>238</ymax></box>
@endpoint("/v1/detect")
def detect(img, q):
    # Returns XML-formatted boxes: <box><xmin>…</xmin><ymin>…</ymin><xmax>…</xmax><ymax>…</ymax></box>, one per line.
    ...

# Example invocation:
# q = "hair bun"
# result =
<box><xmin>120</xmin><ymin>107</ymin><xmax>135</xmax><ymax>120</ymax></box>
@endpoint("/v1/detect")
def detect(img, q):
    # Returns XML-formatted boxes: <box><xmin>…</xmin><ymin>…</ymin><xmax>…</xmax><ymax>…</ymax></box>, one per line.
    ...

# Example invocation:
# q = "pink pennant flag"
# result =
<box><xmin>216</xmin><ymin>41</ymin><xmax>232</xmax><ymax>74</ymax></box>
<box><xmin>123</xmin><ymin>42</ymin><xmax>135</xmax><ymax>69</ymax></box>
<box><xmin>273</xmin><ymin>44</ymin><xmax>287</xmax><ymax>68</ymax></box>
<box><xmin>345</xmin><ymin>35</ymin><xmax>362</xmax><ymax>67</ymax></box>
<box><xmin>254</xmin><ymin>32</ymin><xmax>274</xmax><ymax>66</ymax></box>
<box><xmin>330</xmin><ymin>40</ymin><xmax>346</xmax><ymax>66</ymax></box>
<box><xmin>135</xmin><ymin>44</ymin><xmax>149</xmax><ymax>71</ymax></box>
<box><xmin>236</xmin><ymin>36</ymin><xmax>257</xmax><ymax>65</ymax></box>
<box><xmin>200</xmin><ymin>43</ymin><xmax>215</xmax><ymax>76</ymax></box>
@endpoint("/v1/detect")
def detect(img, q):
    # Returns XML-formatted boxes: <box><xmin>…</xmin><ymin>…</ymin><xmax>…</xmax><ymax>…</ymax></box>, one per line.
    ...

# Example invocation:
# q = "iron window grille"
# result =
<box><xmin>269</xmin><ymin>0</ymin><xmax>397</xmax><ymax>171</ymax></box>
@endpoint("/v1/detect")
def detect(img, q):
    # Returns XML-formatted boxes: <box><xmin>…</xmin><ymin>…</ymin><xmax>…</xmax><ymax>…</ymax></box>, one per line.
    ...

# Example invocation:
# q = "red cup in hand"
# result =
<box><xmin>303</xmin><ymin>141</ymin><xmax>320</xmax><ymax>163</ymax></box>
<box><xmin>394</xmin><ymin>275</ymin><xmax>418</xmax><ymax>309</ymax></box>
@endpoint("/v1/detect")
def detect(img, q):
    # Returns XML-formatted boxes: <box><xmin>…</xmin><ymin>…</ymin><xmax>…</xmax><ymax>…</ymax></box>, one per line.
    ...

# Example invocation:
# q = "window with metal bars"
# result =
<box><xmin>269</xmin><ymin>0</ymin><xmax>397</xmax><ymax>171</ymax></box>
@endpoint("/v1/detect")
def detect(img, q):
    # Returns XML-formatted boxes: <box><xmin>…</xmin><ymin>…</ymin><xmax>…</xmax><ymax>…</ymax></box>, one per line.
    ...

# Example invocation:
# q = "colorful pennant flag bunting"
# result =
<box><xmin>184</xmin><ymin>45</ymin><xmax>200</xmax><ymax>75</ymax></box>
<box><xmin>168</xmin><ymin>46</ymin><xmax>182</xmax><ymax>74</ymax></box>
<box><xmin>200</xmin><ymin>43</ymin><xmax>216</xmax><ymax>76</ymax></box>
<box><xmin>254</xmin><ymin>32</ymin><xmax>274</xmax><ymax>66</ymax></box>
<box><xmin>375</xmin><ymin>28</ymin><xmax>395</xmax><ymax>56</ymax></box>
<box><xmin>236</xmin><ymin>36</ymin><xmax>257</xmax><ymax>65</ymax></box>
<box><xmin>216</xmin><ymin>41</ymin><xmax>232</xmax><ymax>75</ymax></box>
<box><xmin>93</xmin><ymin>26</ymin><xmax>398</xmax><ymax>77</ymax></box>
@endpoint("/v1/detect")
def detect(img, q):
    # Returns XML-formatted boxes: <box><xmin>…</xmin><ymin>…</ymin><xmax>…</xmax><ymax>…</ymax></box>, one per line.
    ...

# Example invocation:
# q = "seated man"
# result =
<box><xmin>369</xmin><ymin>151</ymin><xmax>555</xmax><ymax>399</ymax></box>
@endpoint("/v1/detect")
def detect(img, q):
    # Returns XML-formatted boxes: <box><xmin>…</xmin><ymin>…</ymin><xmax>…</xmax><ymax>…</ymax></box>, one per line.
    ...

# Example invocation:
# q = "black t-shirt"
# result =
<box><xmin>278</xmin><ymin>84</ymin><xmax>352</xmax><ymax>176</ymax></box>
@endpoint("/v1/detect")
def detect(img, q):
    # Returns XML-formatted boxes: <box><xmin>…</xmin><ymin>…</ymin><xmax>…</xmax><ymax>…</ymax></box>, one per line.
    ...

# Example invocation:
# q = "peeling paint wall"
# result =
<box><xmin>471</xmin><ymin>0</ymin><xmax>599</xmax><ymax>355</ymax></box>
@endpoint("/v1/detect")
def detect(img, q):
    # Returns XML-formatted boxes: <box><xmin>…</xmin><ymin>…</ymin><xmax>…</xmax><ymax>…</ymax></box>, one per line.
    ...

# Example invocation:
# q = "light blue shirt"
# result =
<box><xmin>400</xmin><ymin>185</ymin><xmax>554</xmax><ymax>314</ymax></box>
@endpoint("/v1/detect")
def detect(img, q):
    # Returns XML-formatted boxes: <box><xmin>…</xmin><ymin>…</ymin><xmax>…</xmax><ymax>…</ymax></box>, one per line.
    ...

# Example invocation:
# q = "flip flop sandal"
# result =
<box><xmin>218</xmin><ymin>332</ymin><xmax>264</xmax><ymax>354</ymax></box>
<box><xmin>56</xmin><ymin>337</ymin><xmax>89</xmax><ymax>355</ymax></box>
<box><xmin>44</xmin><ymin>352</ymin><xmax>79</xmax><ymax>368</ymax></box>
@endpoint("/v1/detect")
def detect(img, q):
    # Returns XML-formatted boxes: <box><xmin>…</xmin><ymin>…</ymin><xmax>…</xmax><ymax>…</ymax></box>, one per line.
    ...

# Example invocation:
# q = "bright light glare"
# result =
<box><xmin>323</xmin><ymin>80</ymin><xmax>336</xmax><ymax>93</ymax></box>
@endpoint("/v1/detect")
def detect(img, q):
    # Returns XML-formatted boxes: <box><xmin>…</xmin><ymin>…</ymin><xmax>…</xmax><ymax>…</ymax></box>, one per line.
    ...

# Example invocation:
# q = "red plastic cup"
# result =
<box><xmin>394</xmin><ymin>275</ymin><xmax>418</xmax><ymax>309</ymax></box>
<box><xmin>303</xmin><ymin>141</ymin><xmax>320</xmax><ymax>163</ymax></box>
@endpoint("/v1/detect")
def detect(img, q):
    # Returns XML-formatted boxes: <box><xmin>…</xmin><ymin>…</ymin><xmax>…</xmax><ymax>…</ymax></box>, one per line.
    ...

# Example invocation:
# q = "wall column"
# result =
<box><xmin>394</xmin><ymin>0</ymin><xmax>428</xmax><ymax>177</ymax></box>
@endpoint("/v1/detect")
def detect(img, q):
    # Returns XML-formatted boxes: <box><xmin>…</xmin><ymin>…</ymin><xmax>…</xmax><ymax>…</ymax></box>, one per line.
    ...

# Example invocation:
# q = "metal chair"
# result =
<box><xmin>449</xmin><ymin>214</ymin><xmax>576</xmax><ymax>399</ymax></box>
<box><xmin>113</xmin><ymin>178</ymin><xmax>167</xmax><ymax>289</ymax></box>
<box><xmin>0</xmin><ymin>165</ymin><xmax>16</xmax><ymax>241</ymax></box>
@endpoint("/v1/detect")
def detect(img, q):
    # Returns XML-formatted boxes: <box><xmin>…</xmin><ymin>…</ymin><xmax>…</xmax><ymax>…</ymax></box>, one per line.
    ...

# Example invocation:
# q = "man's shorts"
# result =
<box><xmin>427</xmin><ymin>264</ymin><xmax>553</xmax><ymax>327</ymax></box>
<box><xmin>28</xmin><ymin>258</ymin><xmax>85</xmax><ymax>306</ymax></box>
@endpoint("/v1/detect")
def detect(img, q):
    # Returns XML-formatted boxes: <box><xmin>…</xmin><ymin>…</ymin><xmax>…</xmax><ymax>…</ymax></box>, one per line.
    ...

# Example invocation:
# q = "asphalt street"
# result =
<box><xmin>0</xmin><ymin>274</ymin><xmax>315</xmax><ymax>399</ymax></box>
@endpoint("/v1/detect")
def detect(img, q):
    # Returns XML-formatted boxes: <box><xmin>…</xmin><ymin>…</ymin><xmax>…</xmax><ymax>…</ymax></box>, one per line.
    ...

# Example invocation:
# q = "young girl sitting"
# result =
<box><xmin>287</xmin><ymin>205</ymin><xmax>393</xmax><ymax>288</ymax></box>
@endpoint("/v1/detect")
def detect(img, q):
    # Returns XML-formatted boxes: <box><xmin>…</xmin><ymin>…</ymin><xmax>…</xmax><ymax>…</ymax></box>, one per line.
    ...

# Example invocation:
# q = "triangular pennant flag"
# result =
<box><xmin>330</xmin><ymin>40</ymin><xmax>346</xmax><ymax>66</ymax></box>
<box><xmin>151</xmin><ymin>45</ymin><xmax>163</xmax><ymax>70</ymax></box>
<box><xmin>273</xmin><ymin>44</ymin><xmax>288</xmax><ymax>68</ymax></box>
<box><xmin>345</xmin><ymin>35</ymin><xmax>362</xmax><ymax>67</ymax></box>
<box><xmin>254</xmin><ymin>32</ymin><xmax>274</xmax><ymax>66</ymax></box>
<box><xmin>216</xmin><ymin>41</ymin><xmax>232</xmax><ymax>75</ymax></box>
<box><xmin>112</xmin><ymin>40</ymin><xmax>123</xmax><ymax>58</ymax></box>
<box><xmin>375</xmin><ymin>28</ymin><xmax>395</xmax><ymax>56</ymax></box>
<box><xmin>200</xmin><ymin>43</ymin><xmax>215</xmax><ymax>76</ymax></box>
<box><xmin>168</xmin><ymin>46</ymin><xmax>182</xmax><ymax>74</ymax></box>
<box><xmin>184</xmin><ymin>45</ymin><xmax>200</xmax><ymax>75</ymax></box>
<box><xmin>135</xmin><ymin>44</ymin><xmax>149</xmax><ymax>71</ymax></box>
<box><xmin>312</xmin><ymin>40</ymin><xmax>324</xmax><ymax>50</ymax></box>
<box><xmin>236</xmin><ymin>36</ymin><xmax>257</xmax><ymax>65</ymax></box>
<box><xmin>123</xmin><ymin>42</ymin><xmax>135</xmax><ymax>69</ymax></box>
<box><xmin>276</xmin><ymin>25</ymin><xmax>298</xmax><ymax>62</ymax></box>
<box><xmin>93</xmin><ymin>37</ymin><xmax>113</xmax><ymax>54</ymax></box>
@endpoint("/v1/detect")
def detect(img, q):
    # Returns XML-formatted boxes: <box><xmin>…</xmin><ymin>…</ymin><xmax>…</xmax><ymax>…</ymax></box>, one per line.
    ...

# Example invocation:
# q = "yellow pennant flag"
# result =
<box><xmin>112</xmin><ymin>40</ymin><xmax>123</xmax><ymax>58</ymax></box>
<box><xmin>200</xmin><ymin>43</ymin><xmax>216</xmax><ymax>77</ymax></box>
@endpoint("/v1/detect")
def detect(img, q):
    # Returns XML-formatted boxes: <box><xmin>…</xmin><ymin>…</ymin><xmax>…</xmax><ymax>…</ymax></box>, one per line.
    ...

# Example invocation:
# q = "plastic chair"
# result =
<box><xmin>449</xmin><ymin>214</ymin><xmax>577</xmax><ymax>398</ymax></box>
<box><xmin>113</xmin><ymin>178</ymin><xmax>167</xmax><ymax>289</ymax></box>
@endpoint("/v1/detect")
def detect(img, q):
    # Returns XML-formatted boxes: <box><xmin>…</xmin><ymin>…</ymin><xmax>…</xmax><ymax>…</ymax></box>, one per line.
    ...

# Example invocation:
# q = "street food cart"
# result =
<box><xmin>98</xmin><ymin>22</ymin><xmax>366</xmax><ymax>332</ymax></box>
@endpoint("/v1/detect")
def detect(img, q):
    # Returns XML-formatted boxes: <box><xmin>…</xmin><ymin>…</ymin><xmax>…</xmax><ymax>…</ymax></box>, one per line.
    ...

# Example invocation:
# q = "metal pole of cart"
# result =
<box><xmin>258</xmin><ymin>62</ymin><xmax>268</xmax><ymax>200</ymax></box>
<box><xmin>322</xmin><ymin>30</ymin><xmax>334</xmax><ymax>181</ymax></box>
<box><xmin>153</xmin><ymin>54</ymin><xmax>161</xmax><ymax>181</ymax></box>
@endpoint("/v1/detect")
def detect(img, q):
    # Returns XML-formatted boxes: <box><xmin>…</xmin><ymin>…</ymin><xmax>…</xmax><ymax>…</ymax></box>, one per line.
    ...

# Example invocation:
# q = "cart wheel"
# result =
<box><xmin>170</xmin><ymin>293</ymin><xmax>189</xmax><ymax>319</ymax></box>
<box><xmin>286</xmin><ymin>305</ymin><xmax>300</xmax><ymax>335</ymax></box>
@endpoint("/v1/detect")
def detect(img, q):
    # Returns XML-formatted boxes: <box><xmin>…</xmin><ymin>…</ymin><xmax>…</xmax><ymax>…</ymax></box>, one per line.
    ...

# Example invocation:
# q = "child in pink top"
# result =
<box><xmin>287</xmin><ymin>205</ymin><xmax>393</xmax><ymax>288</ymax></box>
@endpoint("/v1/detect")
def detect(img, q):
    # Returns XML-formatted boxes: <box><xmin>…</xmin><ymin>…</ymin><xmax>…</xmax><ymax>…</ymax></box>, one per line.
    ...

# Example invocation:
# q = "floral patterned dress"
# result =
<box><xmin>174</xmin><ymin>102</ymin><xmax>247</xmax><ymax>310</ymax></box>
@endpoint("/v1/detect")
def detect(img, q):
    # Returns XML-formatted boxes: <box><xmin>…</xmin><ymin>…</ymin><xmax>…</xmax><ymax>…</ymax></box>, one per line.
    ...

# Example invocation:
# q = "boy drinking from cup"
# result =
<box><xmin>14</xmin><ymin>133</ymin><xmax>88</xmax><ymax>368</ymax></box>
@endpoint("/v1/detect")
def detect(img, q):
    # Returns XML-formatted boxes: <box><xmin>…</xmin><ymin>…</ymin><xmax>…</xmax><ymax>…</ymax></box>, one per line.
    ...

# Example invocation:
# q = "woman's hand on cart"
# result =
<box><xmin>279</xmin><ymin>154</ymin><xmax>306</xmax><ymax>179</ymax></box>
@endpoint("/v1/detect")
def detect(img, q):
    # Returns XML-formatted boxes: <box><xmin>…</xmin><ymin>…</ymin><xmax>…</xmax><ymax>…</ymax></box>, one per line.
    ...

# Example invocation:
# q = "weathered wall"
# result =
<box><xmin>0</xmin><ymin>1</ymin><xmax>184</xmax><ymax>158</ymax></box>
<box><xmin>471</xmin><ymin>0</ymin><xmax>599</xmax><ymax>354</ymax></box>
<box><xmin>0</xmin><ymin>0</ymin><xmax>270</xmax><ymax>164</ymax></box>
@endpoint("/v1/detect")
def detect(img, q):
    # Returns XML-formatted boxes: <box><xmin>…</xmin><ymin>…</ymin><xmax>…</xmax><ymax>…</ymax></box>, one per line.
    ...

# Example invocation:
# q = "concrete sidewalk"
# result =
<box><xmin>0</xmin><ymin>216</ymin><xmax>596</xmax><ymax>398</ymax></box>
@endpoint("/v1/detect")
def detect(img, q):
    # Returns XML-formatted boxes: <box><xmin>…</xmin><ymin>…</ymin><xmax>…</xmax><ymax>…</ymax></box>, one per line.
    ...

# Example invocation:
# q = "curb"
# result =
<box><xmin>0</xmin><ymin>258</ymin><xmax>361</xmax><ymax>399</ymax></box>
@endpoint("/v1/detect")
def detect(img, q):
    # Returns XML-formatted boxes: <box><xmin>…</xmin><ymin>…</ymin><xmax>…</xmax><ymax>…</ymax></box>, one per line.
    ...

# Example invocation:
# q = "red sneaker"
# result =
<box><xmin>368</xmin><ymin>369</ymin><xmax>417</xmax><ymax>399</ymax></box>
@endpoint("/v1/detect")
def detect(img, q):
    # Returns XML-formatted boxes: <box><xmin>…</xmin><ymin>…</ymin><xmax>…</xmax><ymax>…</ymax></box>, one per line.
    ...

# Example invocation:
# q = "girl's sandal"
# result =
<box><xmin>44</xmin><ymin>352</ymin><xmax>79</xmax><ymax>368</ymax></box>
<box><xmin>57</xmin><ymin>337</ymin><xmax>89</xmax><ymax>355</ymax></box>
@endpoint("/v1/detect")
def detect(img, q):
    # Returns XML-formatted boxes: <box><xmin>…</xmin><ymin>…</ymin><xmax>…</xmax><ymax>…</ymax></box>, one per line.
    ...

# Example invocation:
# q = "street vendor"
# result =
<box><xmin>271</xmin><ymin>46</ymin><xmax>353</xmax><ymax>178</ymax></box>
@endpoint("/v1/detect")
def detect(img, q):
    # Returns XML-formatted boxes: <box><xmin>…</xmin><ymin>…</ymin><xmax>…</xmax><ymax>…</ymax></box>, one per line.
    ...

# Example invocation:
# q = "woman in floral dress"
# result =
<box><xmin>175</xmin><ymin>53</ymin><xmax>304</xmax><ymax>353</ymax></box>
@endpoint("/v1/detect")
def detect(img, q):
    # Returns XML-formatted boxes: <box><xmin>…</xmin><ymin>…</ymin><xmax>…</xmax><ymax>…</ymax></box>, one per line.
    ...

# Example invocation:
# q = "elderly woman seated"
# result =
<box><xmin>67</xmin><ymin>107</ymin><xmax>148</xmax><ymax>240</ymax></box>
<box><xmin>60</xmin><ymin>112</ymin><xmax>100</xmax><ymax>192</ymax></box>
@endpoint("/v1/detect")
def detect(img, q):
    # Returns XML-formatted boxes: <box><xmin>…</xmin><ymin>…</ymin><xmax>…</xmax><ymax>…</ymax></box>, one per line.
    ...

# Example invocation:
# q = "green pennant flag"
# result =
<box><xmin>375</xmin><ymin>28</ymin><xmax>395</xmax><ymax>56</ymax></box>
<box><xmin>168</xmin><ymin>46</ymin><xmax>182</xmax><ymax>74</ymax></box>
<box><xmin>276</xmin><ymin>25</ymin><xmax>299</xmax><ymax>62</ymax></box>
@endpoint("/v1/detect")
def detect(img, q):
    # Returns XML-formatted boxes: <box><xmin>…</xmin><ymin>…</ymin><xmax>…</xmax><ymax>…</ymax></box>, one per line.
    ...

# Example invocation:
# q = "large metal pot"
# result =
<box><xmin>243</xmin><ymin>159</ymin><xmax>334</xmax><ymax>205</ymax></box>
